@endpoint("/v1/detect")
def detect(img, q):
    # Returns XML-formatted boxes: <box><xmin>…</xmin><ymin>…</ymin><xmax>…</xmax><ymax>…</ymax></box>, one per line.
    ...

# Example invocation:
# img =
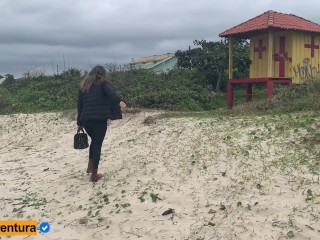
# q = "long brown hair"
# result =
<box><xmin>80</xmin><ymin>65</ymin><xmax>108</xmax><ymax>92</ymax></box>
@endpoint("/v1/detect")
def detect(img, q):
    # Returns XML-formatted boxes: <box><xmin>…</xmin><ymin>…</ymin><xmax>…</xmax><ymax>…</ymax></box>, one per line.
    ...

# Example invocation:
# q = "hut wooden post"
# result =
<box><xmin>267</xmin><ymin>29</ymin><xmax>274</xmax><ymax>77</ymax></box>
<box><xmin>246</xmin><ymin>83</ymin><xmax>253</xmax><ymax>102</ymax></box>
<box><xmin>228</xmin><ymin>37</ymin><xmax>233</xmax><ymax>79</ymax></box>
<box><xmin>266</xmin><ymin>29</ymin><xmax>274</xmax><ymax>99</ymax></box>
<box><xmin>227</xmin><ymin>81</ymin><xmax>234</xmax><ymax>109</ymax></box>
<box><xmin>227</xmin><ymin>37</ymin><xmax>234</xmax><ymax>109</ymax></box>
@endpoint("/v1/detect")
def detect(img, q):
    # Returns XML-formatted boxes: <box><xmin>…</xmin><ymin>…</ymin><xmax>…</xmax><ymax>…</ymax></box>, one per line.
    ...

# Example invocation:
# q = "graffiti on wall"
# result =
<box><xmin>292</xmin><ymin>58</ymin><xmax>320</xmax><ymax>82</ymax></box>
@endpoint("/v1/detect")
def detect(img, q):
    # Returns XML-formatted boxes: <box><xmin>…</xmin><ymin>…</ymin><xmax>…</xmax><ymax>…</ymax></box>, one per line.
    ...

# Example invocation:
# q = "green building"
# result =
<box><xmin>130</xmin><ymin>53</ymin><xmax>177</xmax><ymax>73</ymax></box>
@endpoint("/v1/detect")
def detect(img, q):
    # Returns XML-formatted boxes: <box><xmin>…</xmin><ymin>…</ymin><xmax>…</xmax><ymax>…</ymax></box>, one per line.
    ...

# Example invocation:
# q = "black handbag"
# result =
<box><xmin>74</xmin><ymin>128</ymin><xmax>89</xmax><ymax>149</ymax></box>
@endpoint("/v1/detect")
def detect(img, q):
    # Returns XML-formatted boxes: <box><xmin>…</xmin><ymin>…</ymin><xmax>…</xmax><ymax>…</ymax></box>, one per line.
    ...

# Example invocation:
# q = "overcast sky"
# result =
<box><xmin>1</xmin><ymin>0</ymin><xmax>319</xmax><ymax>77</ymax></box>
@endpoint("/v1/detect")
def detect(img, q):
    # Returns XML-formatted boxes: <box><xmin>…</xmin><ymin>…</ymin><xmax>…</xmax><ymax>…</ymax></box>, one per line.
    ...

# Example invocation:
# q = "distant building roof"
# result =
<box><xmin>131</xmin><ymin>53</ymin><xmax>175</xmax><ymax>64</ymax></box>
<box><xmin>130</xmin><ymin>53</ymin><xmax>177</xmax><ymax>73</ymax></box>
<box><xmin>219</xmin><ymin>10</ymin><xmax>320</xmax><ymax>38</ymax></box>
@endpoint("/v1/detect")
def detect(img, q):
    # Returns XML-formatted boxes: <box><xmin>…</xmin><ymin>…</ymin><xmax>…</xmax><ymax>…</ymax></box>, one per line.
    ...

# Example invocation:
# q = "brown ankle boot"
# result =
<box><xmin>91</xmin><ymin>168</ymin><xmax>103</xmax><ymax>182</ymax></box>
<box><xmin>86</xmin><ymin>159</ymin><xmax>93</xmax><ymax>173</ymax></box>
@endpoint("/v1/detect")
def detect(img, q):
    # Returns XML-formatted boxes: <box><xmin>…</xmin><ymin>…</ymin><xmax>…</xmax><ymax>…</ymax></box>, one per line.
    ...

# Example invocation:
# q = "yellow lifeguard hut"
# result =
<box><xmin>219</xmin><ymin>10</ymin><xmax>320</xmax><ymax>109</ymax></box>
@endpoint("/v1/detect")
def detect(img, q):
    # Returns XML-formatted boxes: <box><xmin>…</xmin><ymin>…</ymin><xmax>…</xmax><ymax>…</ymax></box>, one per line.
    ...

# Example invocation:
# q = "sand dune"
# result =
<box><xmin>0</xmin><ymin>111</ymin><xmax>319</xmax><ymax>240</ymax></box>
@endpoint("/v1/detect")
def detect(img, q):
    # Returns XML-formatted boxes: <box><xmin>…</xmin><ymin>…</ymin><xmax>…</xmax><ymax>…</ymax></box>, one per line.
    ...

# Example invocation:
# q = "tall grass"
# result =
<box><xmin>233</xmin><ymin>81</ymin><xmax>320</xmax><ymax>114</ymax></box>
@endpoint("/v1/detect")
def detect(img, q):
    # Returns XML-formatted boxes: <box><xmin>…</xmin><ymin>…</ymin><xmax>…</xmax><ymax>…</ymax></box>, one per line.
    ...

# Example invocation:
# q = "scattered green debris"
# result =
<box><xmin>287</xmin><ymin>230</ymin><xmax>295</xmax><ymax>239</ymax></box>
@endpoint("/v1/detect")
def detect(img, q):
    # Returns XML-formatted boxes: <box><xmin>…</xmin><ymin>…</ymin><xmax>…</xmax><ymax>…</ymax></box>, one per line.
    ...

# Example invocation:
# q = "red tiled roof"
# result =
<box><xmin>219</xmin><ymin>10</ymin><xmax>320</xmax><ymax>38</ymax></box>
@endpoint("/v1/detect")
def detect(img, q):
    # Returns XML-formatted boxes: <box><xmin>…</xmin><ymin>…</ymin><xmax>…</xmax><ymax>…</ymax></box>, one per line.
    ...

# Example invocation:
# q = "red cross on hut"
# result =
<box><xmin>219</xmin><ymin>10</ymin><xmax>320</xmax><ymax>109</ymax></box>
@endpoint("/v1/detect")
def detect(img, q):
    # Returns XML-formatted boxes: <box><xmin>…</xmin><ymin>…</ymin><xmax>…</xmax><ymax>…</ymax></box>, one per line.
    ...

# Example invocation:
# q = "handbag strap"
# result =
<box><xmin>77</xmin><ymin>127</ymin><xmax>85</xmax><ymax>134</ymax></box>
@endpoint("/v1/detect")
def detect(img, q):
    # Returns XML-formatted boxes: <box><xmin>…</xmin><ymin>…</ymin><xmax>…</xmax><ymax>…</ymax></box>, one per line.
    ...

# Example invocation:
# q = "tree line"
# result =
<box><xmin>175</xmin><ymin>39</ymin><xmax>250</xmax><ymax>92</ymax></box>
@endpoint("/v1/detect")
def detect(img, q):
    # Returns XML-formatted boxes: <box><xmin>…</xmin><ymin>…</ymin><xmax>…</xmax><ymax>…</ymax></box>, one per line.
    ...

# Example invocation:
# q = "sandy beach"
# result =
<box><xmin>0</xmin><ymin>110</ymin><xmax>319</xmax><ymax>240</ymax></box>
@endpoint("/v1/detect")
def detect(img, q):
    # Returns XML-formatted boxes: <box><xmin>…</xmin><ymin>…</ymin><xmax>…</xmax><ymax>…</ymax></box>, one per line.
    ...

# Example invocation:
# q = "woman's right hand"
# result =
<box><xmin>119</xmin><ymin>101</ymin><xmax>126</xmax><ymax>109</ymax></box>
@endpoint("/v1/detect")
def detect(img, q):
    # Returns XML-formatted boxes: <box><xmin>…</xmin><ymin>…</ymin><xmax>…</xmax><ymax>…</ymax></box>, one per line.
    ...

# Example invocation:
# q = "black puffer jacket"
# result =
<box><xmin>77</xmin><ymin>81</ymin><xmax>122</xmax><ymax>125</ymax></box>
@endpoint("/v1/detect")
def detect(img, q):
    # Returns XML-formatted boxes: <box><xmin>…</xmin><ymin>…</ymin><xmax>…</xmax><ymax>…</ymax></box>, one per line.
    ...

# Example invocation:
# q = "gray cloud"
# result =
<box><xmin>1</xmin><ymin>0</ymin><xmax>320</xmax><ymax>76</ymax></box>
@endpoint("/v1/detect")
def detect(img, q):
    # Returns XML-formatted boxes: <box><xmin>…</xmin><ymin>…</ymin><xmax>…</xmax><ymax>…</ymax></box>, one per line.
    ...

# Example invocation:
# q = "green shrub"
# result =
<box><xmin>1</xmin><ymin>67</ymin><xmax>226</xmax><ymax>114</ymax></box>
<box><xmin>234</xmin><ymin>80</ymin><xmax>320</xmax><ymax>113</ymax></box>
<box><xmin>110</xmin><ymin>68</ymin><xmax>223</xmax><ymax>111</ymax></box>
<box><xmin>1</xmin><ymin>69</ymin><xmax>82</xmax><ymax>113</ymax></box>
<box><xmin>0</xmin><ymin>87</ymin><xmax>13</xmax><ymax>113</ymax></box>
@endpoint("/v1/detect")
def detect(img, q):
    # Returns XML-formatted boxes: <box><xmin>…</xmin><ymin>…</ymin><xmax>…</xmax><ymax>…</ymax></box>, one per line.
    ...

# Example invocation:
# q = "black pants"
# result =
<box><xmin>83</xmin><ymin>120</ymin><xmax>108</xmax><ymax>169</ymax></box>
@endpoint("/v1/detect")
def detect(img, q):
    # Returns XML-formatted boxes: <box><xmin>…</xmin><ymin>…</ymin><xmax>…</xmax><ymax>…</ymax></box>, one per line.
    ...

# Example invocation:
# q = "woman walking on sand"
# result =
<box><xmin>77</xmin><ymin>65</ymin><xmax>126</xmax><ymax>182</ymax></box>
